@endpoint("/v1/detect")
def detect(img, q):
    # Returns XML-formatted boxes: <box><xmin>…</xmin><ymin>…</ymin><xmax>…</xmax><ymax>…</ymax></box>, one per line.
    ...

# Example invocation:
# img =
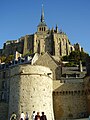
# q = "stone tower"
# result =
<box><xmin>33</xmin><ymin>5</ymin><xmax>74</xmax><ymax>56</ymax></box>
<box><xmin>8</xmin><ymin>65</ymin><xmax>54</xmax><ymax>120</ymax></box>
<box><xmin>34</xmin><ymin>5</ymin><xmax>53</xmax><ymax>55</ymax></box>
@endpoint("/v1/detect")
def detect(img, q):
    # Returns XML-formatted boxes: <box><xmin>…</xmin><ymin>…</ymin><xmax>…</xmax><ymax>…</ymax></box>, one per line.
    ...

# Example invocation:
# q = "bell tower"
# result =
<box><xmin>37</xmin><ymin>5</ymin><xmax>48</xmax><ymax>32</ymax></box>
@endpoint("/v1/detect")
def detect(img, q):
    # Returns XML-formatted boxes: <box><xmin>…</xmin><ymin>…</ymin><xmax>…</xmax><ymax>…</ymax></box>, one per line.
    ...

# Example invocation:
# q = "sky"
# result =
<box><xmin>0</xmin><ymin>0</ymin><xmax>90</xmax><ymax>54</ymax></box>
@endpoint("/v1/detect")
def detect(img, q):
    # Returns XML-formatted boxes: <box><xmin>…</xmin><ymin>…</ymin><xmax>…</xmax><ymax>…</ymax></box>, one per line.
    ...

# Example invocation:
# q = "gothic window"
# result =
<box><xmin>60</xmin><ymin>92</ymin><xmax>62</xmax><ymax>95</ymax></box>
<box><xmin>53</xmin><ymin>91</ymin><xmax>55</xmax><ymax>94</ymax></box>
<box><xmin>88</xmin><ymin>89</ymin><xmax>90</xmax><ymax>93</ymax></box>
<box><xmin>66</xmin><ymin>91</ymin><xmax>68</xmax><ymax>95</ymax></box>
<box><xmin>74</xmin><ymin>91</ymin><xmax>77</xmax><ymax>94</ymax></box>
<box><xmin>62</xmin><ymin>38</ymin><xmax>64</xmax><ymax>45</ymax></box>
<box><xmin>78</xmin><ymin>90</ymin><xmax>80</xmax><ymax>94</ymax></box>
<box><xmin>71</xmin><ymin>91</ymin><xmax>73</xmax><ymax>95</ymax></box>
<box><xmin>39</xmin><ymin>27</ymin><xmax>41</xmax><ymax>31</ymax></box>
<box><xmin>63</xmin><ymin>91</ymin><xmax>65</xmax><ymax>95</ymax></box>
<box><xmin>71</xmin><ymin>47</ymin><xmax>73</xmax><ymax>51</ymax></box>
<box><xmin>0</xmin><ymin>72</ymin><xmax>1</xmax><ymax>79</ymax></box>
<box><xmin>42</xmin><ymin>27</ymin><xmax>43</xmax><ymax>31</ymax></box>
<box><xmin>82</xmin><ymin>90</ymin><xmax>84</xmax><ymax>95</ymax></box>
<box><xmin>1</xmin><ymin>92</ymin><xmax>6</xmax><ymax>102</ymax></box>
<box><xmin>44</xmin><ymin>27</ymin><xmax>45</xmax><ymax>31</ymax></box>
<box><xmin>3</xmin><ymin>71</ymin><xmax>6</xmax><ymax>79</ymax></box>
<box><xmin>2</xmin><ymin>81</ymin><xmax>6</xmax><ymax>89</ymax></box>
<box><xmin>56</xmin><ymin>92</ymin><xmax>59</xmax><ymax>94</ymax></box>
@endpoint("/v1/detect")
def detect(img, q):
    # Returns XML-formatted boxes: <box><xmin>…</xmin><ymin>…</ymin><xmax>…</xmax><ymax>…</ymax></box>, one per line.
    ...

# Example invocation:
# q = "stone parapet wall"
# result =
<box><xmin>53</xmin><ymin>81</ymin><xmax>87</xmax><ymax>120</ymax></box>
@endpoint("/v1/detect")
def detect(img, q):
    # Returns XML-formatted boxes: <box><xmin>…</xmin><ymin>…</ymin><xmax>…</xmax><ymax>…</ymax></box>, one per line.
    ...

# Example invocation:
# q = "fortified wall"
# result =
<box><xmin>0</xmin><ymin>5</ymin><xmax>88</xmax><ymax>120</ymax></box>
<box><xmin>53</xmin><ymin>81</ymin><xmax>88</xmax><ymax>120</ymax></box>
<box><xmin>0</xmin><ymin>68</ymin><xmax>10</xmax><ymax>120</ymax></box>
<box><xmin>84</xmin><ymin>57</ymin><xmax>90</xmax><ymax>115</ymax></box>
<box><xmin>8</xmin><ymin>65</ymin><xmax>54</xmax><ymax>120</ymax></box>
<box><xmin>84</xmin><ymin>76</ymin><xmax>90</xmax><ymax>115</ymax></box>
<box><xmin>0</xmin><ymin>52</ymin><xmax>89</xmax><ymax>120</ymax></box>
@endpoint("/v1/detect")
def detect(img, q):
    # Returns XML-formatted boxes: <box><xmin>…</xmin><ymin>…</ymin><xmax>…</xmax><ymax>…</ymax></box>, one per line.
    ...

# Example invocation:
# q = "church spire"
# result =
<box><xmin>41</xmin><ymin>4</ymin><xmax>45</xmax><ymax>23</ymax></box>
<box><xmin>37</xmin><ymin>5</ymin><xmax>48</xmax><ymax>32</ymax></box>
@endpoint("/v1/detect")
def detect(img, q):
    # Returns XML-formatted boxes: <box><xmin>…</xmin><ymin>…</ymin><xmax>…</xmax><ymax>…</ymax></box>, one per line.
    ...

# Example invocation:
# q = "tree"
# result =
<box><xmin>62</xmin><ymin>51</ymin><xmax>89</xmax><ymax>66</ymax></box>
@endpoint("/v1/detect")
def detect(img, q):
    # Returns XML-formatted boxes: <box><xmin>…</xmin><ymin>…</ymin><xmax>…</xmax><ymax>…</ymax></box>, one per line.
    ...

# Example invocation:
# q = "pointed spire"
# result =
<box><xmin>41</xmin><ymin>4</ymin><xmax>45</xmax><ymax>23</ymax></box>
<box><xmin>56</xmin><ymin>24</ymin><xmax>58</xmax><ymax>33</ymax></box>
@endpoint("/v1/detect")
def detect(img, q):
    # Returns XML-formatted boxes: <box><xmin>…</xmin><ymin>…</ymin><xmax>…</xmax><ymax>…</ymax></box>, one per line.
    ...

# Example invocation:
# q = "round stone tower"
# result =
<box><xmin>8</xmin><ymin>65</ymin><xmax>54</xmax><ymax>120</ymax></box>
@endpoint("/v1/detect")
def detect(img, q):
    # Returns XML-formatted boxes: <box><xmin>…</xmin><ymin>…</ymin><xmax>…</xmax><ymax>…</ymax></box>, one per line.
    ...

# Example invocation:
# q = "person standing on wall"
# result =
<box><xmin>32</xmin><ymin>111</ymin><xmax>36</xmax><ymax>120</ymax></box>
<box><xmin>40</xmin><ymin>112</ymin><xmax>47</xmax><ymax>120</ymax></box>
<box><xmin>35</xmin><ymin>112</ymin><xmax>40</xmax><ymax>120</ymax></box>
<box><xmin>20</xmin><ymin>111</ymin><xmax>25</xmax><ymax>120</ymax></box>
<box><xmin>25</xmin><ymin>112</ymin><xmax>29</xmax><ymax>120</ymax></box>
<box><xmin>10</xmin><ymin>112</ymin><xmax>17</xmax><ymax>120</ymax></box>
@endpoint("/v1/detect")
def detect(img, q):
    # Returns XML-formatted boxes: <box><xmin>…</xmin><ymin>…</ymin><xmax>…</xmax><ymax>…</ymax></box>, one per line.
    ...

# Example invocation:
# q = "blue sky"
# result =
<box><xmin>0</xmin><ymin>0</ymin><xmax>90</xmax><ymax>54</ymax></box>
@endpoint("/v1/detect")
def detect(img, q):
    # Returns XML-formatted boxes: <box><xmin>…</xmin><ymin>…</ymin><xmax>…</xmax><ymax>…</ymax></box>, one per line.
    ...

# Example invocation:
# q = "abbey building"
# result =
<box><xmin>0</xmin><ymin>6</ymin><xmax>82</xmax><ymax>57</ymax></box>
<box><xmin>0</xmin><ymin>5</ymin><xmax>90</xmax><ymax>120</ymax></box>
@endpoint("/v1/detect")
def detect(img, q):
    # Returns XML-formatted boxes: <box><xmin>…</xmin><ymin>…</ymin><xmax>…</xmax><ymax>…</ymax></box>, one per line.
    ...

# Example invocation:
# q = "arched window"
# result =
<box><xmin>42</xmin><ymin>27</ymin><xmax>43</xmax><ymax>31</ymax></box>
<box><xmin>1</xmin><ymin>92</ymin><xmax>6</xmax><ymax>101</ymax></box>
<box><xmin>66</xmin><ymin>91</ymin><xmax>68</xmax><ymax>95</ymax></box>
<box><xmin>3</xmin><ymin>71</ymin><xmax>6</xmax><ymax>78</ymax></box>
<box><xmin>2</xmin><ymin>81</ymin><xmax>6</xmax><ymax>89</ymax></box>
<box><xmin>39</xmin><ymin>27</ymin><xmax>41</xmax><ymax>31</ymax></box>
<box><xmin>44</xmin><ymin>27</ymin><xmax>46</xmax><ymax>31</ymax></box>
<box><xmin>63</xmin><ymin>91</ymin><xmax>65</xmax><ymax>95</ymax></box>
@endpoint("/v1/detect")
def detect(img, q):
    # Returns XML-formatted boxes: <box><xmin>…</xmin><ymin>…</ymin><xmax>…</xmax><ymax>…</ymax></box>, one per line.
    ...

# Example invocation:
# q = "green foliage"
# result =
<box><xmin>5</xmin><ymin>55</ymin><xmax>14</xmax><ymax>63</ymax></box>
<box><xmin>62</xmin><ymin>51</ymin><xmax>89</xmax><ymax>66</ymax></box>
<box><xmin>0</xmin><ymin>56</ymin><xmax>6</xmax><ymax>63</ymax></box>
<box><xmin>65</xmin><ymin>62</ymin><xmax>77</xmax><ymax>67</ymax></box>
<box><xmin>0</xmin><ymin>55</ymin><xmax>14</xmax><ymax>63</ymax></box>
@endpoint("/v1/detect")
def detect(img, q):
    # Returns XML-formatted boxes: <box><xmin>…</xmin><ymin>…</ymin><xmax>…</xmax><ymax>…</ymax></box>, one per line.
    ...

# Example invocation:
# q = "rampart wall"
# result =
<box><xmin>0</xmin><ymin>69</ymin><xmax>10</xmax><ymax>120</ymax></box>
<box><xmin>84</xmin><ymin>76</ymin><xmax>90</xmax><ymax>115</ymax></box>
<box><xmin>8</xmin><ymin>65</ymin><xmax>54</xmax><ymax>120</ymax></box>
<box><xmin>53</xmin><ymin>81</ymin><xmax>88</xmax><ymax>120</ymax></box>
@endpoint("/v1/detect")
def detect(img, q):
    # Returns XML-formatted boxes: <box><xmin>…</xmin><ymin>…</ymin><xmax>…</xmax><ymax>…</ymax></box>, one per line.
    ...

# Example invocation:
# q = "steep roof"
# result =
<box><xmin>34</xmin><ymin>52</ymin><xmax>59</xmax><ymax>70</ymax></box>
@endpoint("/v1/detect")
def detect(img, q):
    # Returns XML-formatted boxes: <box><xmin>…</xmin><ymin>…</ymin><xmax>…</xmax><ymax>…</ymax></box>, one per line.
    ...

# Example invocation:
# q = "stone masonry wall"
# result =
<box><xmin>84</xmin><ymin>76</ymin><xmax>90</xmax><ymax>115</ymax></box>
<box><xmin>53</xmin><ymin>81</ymin><xmax>87</xmax><ymax>120</ymax></box>
<box><xmin>0</xmin><ymin>69</ymin><xmax>10</xmax><ymax>120</ymax></box>
<box><xmin>9</xmin><ymin>65</ymin><xmax>54</xmax><ymax>120</ymax></box>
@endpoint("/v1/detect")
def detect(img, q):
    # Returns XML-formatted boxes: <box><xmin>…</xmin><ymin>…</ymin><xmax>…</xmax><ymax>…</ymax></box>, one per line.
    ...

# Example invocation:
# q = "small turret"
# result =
<box><xmin>56</xmin><ymin>24</ymin><xmax>58</xmax><ymax>33</ymax></box>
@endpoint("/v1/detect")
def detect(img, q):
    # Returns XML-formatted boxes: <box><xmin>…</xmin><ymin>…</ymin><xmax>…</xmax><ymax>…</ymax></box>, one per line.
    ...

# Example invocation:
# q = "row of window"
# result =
<box><xmin>53</xmin><ymin>90</ymin><xmax>90</xmax><ymax>95</ymax></box>
<box><xmin>39</xmin><ymin>27</ymin><xmax>46</xmax><ymax>32</ymax></box>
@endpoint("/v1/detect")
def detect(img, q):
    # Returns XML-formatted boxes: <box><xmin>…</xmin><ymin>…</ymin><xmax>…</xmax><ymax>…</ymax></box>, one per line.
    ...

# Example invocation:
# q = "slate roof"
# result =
<box><xmin>61</xmin><ymin>66</ymin><xmax>86</xmax><ymax>79</ymax></box>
